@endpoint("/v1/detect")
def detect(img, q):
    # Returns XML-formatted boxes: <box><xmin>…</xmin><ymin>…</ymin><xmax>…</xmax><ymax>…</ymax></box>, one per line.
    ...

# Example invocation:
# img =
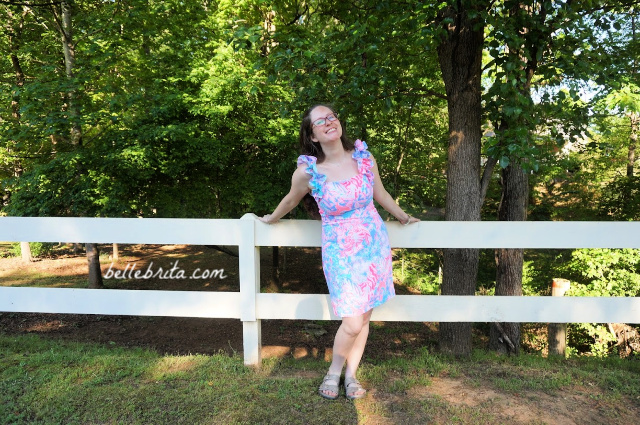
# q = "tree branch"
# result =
<box><xmin>0</xmin><ymin>0</ymin><xmax>60</xmax><ymax>6</ymax></box>
<box><xmin>396</xmin><ymin>89</ymin><xmax>447</xmax><ymax>101</ymax></box>
<box><xmin>579</xmin><ymin>0</ymin><xmax>640</xmax><ymax>16</ymax></box>
<box><xmin>47</xmin><ymin>1</ymin><xmax>63</xmax><ymax>37</ymax></box>
<box><xmin>480</xmin><ymin>155</ymin><xmax>498</xmax><ymax>204</ymax></box>
<box><xmin>2</xmin><ymin>153</ymin><xmax>52</xmax><ymax>159</ymax></box>
<box><xmin>494</xmin><ymin>322</ymin><xmax>516</xmax><ymax>353</ymax></box>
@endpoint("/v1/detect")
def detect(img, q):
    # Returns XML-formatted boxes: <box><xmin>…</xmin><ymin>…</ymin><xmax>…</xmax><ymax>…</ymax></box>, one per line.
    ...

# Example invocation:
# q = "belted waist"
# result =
<box><xmin>321</xmin><ymin>201</ymin><xmax>376</xmax><ymax>225</ymax></box>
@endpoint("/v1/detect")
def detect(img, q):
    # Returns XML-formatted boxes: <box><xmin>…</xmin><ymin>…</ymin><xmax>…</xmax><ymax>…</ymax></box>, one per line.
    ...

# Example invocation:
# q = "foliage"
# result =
<box><xmin>0</xmin><ymin>0</ymin><xmax>632</xmax><ymax>222</ymax></box>
<box><xmin>603</xmin><ymin>83</ymin><xmax>640</xmax><ymax>115</ymax></box>
<box><xmin>393</xmin><ymin>249</ymin><xmax>442</xmax><ymax>295</ymax></box>
<box><xmin>598</xmin><ymin>176</ymin><xmax>640</xmax><ymax>220</ymax></box>
<box><xmin>236</xmin><ymin>0</ymin><xmax>450</xmax><ymax>215</ymax></box>
<box><xmin>481</xmin><ymin>1</ymin><xmax>601</xmax><ymax>173</ymax></box>
<box><xmin>563</xmin><ymin>249</ymin><xmax>640</xmax><ymax>298</ymax></box>
<box><xmin>568</xmin><ymin>323</ymin><xmax>618</xmax><ymax>357</ymax></box>
<box><xmin>10</xmin><ymin>242</ymin><xmax>54</xmax><ymax>258</ymax></box>
<box><xmin>561</xmin><ymin>248</ymin><xmax>640</xmax><ymax>356</ymax></box>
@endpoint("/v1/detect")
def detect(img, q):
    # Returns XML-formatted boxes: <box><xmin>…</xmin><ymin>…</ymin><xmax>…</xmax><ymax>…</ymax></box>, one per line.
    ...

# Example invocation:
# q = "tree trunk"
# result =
<box><xmin>393</xmin><ymin>101</ymin><xmax>415</xmax><ymax>200</ymax></box>
<box><xmin>436</xmin><ymin>2</ymin><xmax>485</xmax><ymax>356</ymax></box>
<box><xmin>86</xmin><ymin>243</ymin><xmax>104</xmax><ymax>288</ymax></box>
<box><xmin>489</xmin><ymin>164</ymin><xmax>528</xmax><ymax>354</ymax></box>
<box><xmin>629</xmin><ymin>11</ymin><xmax>637</xmax><ymax>177</ymax></box>
<box><xmin>269</xmin><ymin>246</ymin><xmax>281</xmax><ymax>291</ymax></box>
<box><xmin>56</xmin><ymin>2</ymin><xmax>99</xmax><ymax>288</ymax></box>
<box><xmin>60</xmin><ymin>0</ymin><xmax>82</xmax><ymax>146</ymax></box>
<box><xmin>20</xmin><ymin>242</ymin><xmax>33</xmax><ymax>263</ymax></box>
<box><xmin>112</xmin><ymin>243</ymin><xmax>119</xmax><ymax>261</ymax></box>
<box><xmin>7</xmin><ymin>9</ymin><xmax>32</xmax><ymax>264</ymax></box>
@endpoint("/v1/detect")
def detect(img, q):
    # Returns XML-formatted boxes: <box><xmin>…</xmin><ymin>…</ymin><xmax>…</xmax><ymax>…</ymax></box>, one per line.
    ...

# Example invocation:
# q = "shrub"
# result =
<box><xmin>11</xmin><ymin>242</ymin><xmax>55</xmax><ymax>259</ymax></box>
<box><xmin>562</xmin><ymin>248</ymin><xmax>640</xmax><ymax>356</ymax></box>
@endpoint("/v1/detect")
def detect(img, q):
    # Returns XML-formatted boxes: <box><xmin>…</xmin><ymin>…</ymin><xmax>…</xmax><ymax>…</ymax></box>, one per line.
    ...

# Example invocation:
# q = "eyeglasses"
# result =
<box><xmin>312</xmin><ymin>113</ymin><xmax>339</xmax><ymax>128</ymax></box>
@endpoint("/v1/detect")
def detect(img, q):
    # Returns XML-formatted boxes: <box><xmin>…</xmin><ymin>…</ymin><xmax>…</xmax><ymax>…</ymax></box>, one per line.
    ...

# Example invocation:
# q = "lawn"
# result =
<box><xmin>2</xmin><ymin>243</ymin><xmax>640</xmax><ymax>424</ymax></box>
<box><xmin>1</xmin><ymin>333</ymin><xmax>639</xmax><ymax>425</ymax></box>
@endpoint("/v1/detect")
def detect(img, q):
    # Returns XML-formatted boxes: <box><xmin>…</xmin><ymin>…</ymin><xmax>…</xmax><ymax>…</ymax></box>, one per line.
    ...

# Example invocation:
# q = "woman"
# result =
<box><xmin>259</xmin><ymin>104</ymin><xmax>419</xmax><ymax>400</ymax></box>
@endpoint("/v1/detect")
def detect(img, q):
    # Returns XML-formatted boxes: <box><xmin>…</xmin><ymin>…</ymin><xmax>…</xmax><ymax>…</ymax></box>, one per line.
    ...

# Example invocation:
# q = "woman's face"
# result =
<box><xmin>309</xmin><ymin>106</ymin><xmax>342</xmax><ymax>146</ymax></box>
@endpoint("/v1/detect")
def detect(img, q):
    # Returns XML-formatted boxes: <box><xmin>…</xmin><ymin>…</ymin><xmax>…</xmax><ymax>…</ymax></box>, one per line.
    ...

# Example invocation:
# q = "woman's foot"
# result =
<box><xmin>344</xmin><ymin>376</ymin><xmax>366</xmax><ymax>400</ymax></box>
<box><xmin>318</xmin><ymin>374</ymin><xmax>340</xmax><ymax>400</ymax></box>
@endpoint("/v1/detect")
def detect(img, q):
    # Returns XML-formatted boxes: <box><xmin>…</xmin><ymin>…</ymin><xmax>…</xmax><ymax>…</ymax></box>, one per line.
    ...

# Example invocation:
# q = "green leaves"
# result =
<box><xmin>1</xmin><ymin>0</ymin><xmax>635</xmax><ymax>223</ymax></box>
<box><xmin>564</xmin><ymin>248</ymin><xmax>640</xmax><ymax>298</ymax></box>
<box><xmin>603</xmin><ymin>83</ymin><xmax>640</xmax><ymax>114</ymax></box>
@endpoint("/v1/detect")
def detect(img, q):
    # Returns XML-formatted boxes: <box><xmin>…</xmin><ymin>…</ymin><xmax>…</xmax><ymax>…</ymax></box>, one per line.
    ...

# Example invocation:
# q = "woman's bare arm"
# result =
<box><xmin>371</xmin><ymin>155</ymin><xmax>419</xmax><ymax>225</ymax></box>
<box><xmin>259</xmin><ymin>165</ymin><xmax>311</xmax><ymax>224</ymax></box>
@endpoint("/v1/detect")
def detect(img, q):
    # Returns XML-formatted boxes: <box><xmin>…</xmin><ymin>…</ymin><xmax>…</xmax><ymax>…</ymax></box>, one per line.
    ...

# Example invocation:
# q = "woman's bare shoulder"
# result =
<box><xmin>294</xmin><ymin>163</ymin><xmax>313</xmax><ymax>180</ymax></box>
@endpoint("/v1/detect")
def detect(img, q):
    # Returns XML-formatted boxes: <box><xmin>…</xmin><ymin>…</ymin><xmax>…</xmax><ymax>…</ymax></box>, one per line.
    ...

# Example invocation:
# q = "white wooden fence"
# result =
<box><xmin>1</xmin><ymin>215</ymin><xmax>640</xmax><ymax>365</ymax></box>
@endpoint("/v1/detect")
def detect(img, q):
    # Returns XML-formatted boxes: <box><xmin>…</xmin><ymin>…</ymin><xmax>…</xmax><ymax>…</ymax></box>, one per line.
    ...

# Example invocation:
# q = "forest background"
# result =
<box><xmin>1</xmin><ymin>0</ymin><xmax>639</xmax><ymax>358</ymax></box>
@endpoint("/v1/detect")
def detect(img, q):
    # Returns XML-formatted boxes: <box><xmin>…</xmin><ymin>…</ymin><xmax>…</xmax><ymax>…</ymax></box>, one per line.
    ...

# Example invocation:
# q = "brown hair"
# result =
<box><xmin>298</xmin><ymin>104</ymin><xmax>354</xmax><ymax>219</ymax></box>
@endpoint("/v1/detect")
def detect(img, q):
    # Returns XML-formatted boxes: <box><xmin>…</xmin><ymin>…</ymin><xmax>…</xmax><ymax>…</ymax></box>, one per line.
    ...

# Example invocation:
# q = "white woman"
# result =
<box><xmin>259</xmin><ymin>104</ymin><xmax>419</xmax><ymax>400</ymax></box>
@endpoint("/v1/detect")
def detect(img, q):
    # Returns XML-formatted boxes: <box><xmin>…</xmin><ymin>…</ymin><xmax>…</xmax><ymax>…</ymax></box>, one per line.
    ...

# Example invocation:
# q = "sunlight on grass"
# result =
<box><xmin>145</xmin><ymin>355</ymin><xmax>210</xmax><ymax>382</ymax></box>
<box><xmin>0</xmin><ymin>270</ymin><xmax>86</xmax><ymax>288</ymax></box>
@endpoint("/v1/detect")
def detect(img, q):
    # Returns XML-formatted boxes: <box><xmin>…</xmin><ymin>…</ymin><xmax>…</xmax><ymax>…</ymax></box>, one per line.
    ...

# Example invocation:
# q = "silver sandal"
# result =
<box><xmin>344</xmin><ymin>376</ymin><xmax>366</xmax><ymax>400</ymax></box>
<box><xmin>318</xmin><ymin>374</ymin><xmax>340</xmax><ymax>400</ymax></box>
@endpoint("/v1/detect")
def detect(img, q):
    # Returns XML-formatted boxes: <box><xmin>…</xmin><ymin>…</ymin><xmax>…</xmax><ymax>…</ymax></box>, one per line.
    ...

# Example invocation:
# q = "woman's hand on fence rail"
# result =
<box><xmin>401</xmin><ymin>215</ymin><xmax>420</xmax><ymax>226</ymax></box>
<box><xmin>259</xmin><ymin>214</ymin><xmax>278</xmax><ymax>224</ymax></box>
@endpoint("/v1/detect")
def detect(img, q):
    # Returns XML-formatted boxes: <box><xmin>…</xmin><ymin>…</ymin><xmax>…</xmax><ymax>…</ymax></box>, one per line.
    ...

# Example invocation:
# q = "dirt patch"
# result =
<box><xmin>403</xmin><ymin>376</ymin><xmax>640</xmax><ymax>425</ymax></box>
<box><xmin>0</xmin><ymin>313</ymin><xmax>442</xmax><ymax>363</ymax></box>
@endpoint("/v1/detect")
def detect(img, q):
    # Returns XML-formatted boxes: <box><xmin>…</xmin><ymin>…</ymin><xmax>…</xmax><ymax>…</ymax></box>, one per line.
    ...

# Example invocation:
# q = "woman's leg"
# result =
<box><xmin>320</xmin><ymin>309</ymin><xmax>373</xmax><ymax>398</ymax></box>
<box><xmin>344</xmin><ymin>309</ymin><xmax>372</xmax><ymax>379</ymax></box>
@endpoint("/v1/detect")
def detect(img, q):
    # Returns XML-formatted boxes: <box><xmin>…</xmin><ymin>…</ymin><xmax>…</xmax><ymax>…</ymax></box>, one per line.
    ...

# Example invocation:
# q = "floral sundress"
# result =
<box><xmin>297</xmin><ymin>139</ymin><xmax>395</xmax><ymax>317</ymax></box>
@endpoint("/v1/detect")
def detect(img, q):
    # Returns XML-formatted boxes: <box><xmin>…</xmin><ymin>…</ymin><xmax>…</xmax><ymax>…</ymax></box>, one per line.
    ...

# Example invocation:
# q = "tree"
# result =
<box><xmin>53</xmin><ymin>0</ymin><xmax>102</xmax><ymax>286</ymax></box>
<box><xmin>483</xmin><ymin>1</ymin><xmax>634</xmax><ymax>353</ymax></box>
<box><xmin>601</xmin><ymin>7</ymin><xmax>640</xmax><ymax>177</ymax></box>
<box><xmin>603</xmin><ymin>84</ymin><xmax>640</xmax><ymax>176</ymax></box>
<box><xmin>483</xmin><ymin>0</ymin><xmax>553</xmax><ymax>355</ymax></box>
<box><xmin>434</xmin><ymin>1</ymin><xmax>488</xmax><ymax>355</ymax></box>
<box><xmin>1</xmin><ymin>0</ymin><xmax>126</xmax><ymax>286</ymax></box>
<box><xmin>3</xmin><ymin>4</ymin><xmax>34</xmax><ymax>263</ymax></box>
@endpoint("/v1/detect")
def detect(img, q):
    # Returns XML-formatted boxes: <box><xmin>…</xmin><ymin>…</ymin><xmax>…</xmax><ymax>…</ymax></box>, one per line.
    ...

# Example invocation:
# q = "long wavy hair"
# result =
<box><xmin>299</xmin><ymin>104</ymin><xmax>354</xmax><ymax>219</ymax></box>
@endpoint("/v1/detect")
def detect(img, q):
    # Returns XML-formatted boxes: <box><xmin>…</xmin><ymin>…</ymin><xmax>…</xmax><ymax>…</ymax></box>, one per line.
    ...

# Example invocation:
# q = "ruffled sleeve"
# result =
<box><xmin>352</xmin><ymin>139</ymin><xmax>374</xmax><ymax>181</ymax></box>
<box><xmin>297</xmin><ymin>155</ymin><xmax>326</xmax><ymax>199</ymax></box>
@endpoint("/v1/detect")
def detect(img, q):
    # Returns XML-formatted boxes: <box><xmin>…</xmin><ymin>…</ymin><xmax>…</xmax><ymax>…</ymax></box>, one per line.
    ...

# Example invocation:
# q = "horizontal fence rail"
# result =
<box><xmin>0</xmin><ymin>287</ymin><xmax>242</xmax><ymax>318</ymax></box>
<box><xmin>1</xmin><ymin>215</ymin><xmax>640</xmax><ymax>365</ymax></box>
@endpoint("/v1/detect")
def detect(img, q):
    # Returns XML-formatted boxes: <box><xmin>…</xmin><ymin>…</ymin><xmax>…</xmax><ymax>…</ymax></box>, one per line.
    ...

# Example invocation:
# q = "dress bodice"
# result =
<box><xmin>297</xmin><ymin>139</ymin><xmax>375</xmax><ymax>221</ymax></box>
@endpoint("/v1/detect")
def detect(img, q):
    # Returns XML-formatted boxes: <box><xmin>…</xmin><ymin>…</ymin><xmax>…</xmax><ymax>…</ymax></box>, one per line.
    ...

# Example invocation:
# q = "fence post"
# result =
<box><xmin>547</xmin><ymin>278</ymin><xmax>571</xmax><ymax>357</ymax></box>
<box><xmin>240</xmin><ymin>213</ymin><xmax>261</xmax><ymax>366</ymax></box>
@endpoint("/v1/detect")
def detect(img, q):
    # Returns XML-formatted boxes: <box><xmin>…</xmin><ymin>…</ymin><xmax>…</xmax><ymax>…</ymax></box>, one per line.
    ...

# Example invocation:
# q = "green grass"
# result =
<box><xmin>2</xmin><ymin>334</ymin><xmax>639</xmax><ymax>425</ymax></box>
<box><xmin>0</xmin><ymin>269</ymin><xmax>88</xmax><ymax>288</ymax></box>
<box><xmin>0</xmin><ymin>242</ymin><xmax>14</xmax><ymax>258</ymax></box>
<box><xmin>462</xmin><ymin>350</ymin><xmax>640</xmax><ymax>397</ymax></box>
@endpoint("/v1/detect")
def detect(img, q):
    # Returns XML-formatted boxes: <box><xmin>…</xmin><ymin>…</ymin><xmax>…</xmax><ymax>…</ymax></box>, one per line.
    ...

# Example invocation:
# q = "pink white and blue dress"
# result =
<box><xmin>297</xmin><ymin>139</ymin><xmax>395</xmax><ymax>317</ymax></box>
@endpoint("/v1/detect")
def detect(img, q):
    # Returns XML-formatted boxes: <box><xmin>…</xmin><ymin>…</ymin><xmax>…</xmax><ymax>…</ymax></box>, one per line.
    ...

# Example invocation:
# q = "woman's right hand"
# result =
<box><xmin>259</xmin><ymin>214</ymin><xmax>278</xmax><ymax>224</ymax></box>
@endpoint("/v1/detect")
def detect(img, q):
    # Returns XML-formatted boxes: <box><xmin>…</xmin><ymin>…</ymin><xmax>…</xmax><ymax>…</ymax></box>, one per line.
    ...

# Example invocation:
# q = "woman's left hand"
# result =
<box><xmin>402</xmin><ymin>216</ymin><xmax>420</xmax><ymax>225</ymax></box>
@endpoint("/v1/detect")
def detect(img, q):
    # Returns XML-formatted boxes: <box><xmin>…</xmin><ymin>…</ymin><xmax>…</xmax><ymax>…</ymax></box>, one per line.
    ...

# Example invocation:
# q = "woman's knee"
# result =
<box><xmin>342</xmin><ymin>313</ymin><xmax>370</xmax><ymax>336</ymax></box>
<box><xmin>341</xmin><ymin>320</ymin><xmax>363</xmax><ymax>337</ymax></box>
